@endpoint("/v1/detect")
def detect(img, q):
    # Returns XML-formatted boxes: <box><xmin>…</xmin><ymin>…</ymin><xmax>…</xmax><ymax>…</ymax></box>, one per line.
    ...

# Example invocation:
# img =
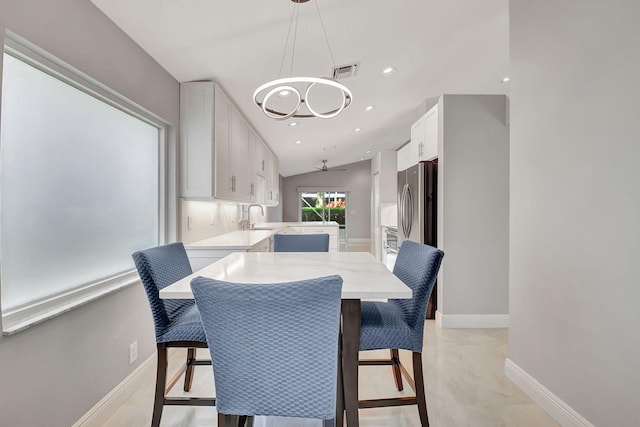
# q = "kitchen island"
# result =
<box><xmin>184</xmin><ymin>222</ymin><xmax>339</xmax><ymax>270</ymax></box>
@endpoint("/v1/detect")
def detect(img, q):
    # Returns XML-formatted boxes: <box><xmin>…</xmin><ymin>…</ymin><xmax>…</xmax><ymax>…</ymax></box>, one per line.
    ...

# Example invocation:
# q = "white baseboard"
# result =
<box><xmin>435</xmin><ymin>310</ymin><xmax>509</xmax><ymax>328</ymax></box>
<box><xmin>504</xmin><ymin>359</ymin><xmax>594</xmax><ymax>427</ymax></box>
<box><xmin>73</xmin><ymin>354</ymin><xmax>155</xmax><ymax>427</ymax></box>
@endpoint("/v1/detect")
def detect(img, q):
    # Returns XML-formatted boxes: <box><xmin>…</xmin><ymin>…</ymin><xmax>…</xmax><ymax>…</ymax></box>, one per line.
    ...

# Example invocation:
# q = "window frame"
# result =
<box><xmin>0</xmin><ymin>32</ymin><xmax>170</xmax><ymax>335</ymax></box>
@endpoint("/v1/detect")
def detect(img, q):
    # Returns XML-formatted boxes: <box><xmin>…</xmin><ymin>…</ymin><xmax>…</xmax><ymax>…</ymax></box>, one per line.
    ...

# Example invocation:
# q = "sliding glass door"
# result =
<box><xmin>301</xmin><ymin>191</ymin><xmax>347</xmax><ymax>245</ymax></box>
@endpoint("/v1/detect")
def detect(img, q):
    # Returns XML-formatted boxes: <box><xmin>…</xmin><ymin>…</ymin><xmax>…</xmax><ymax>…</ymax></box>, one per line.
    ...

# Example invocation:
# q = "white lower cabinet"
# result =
<box><xmin>248</xmin><ymin>237</ymin><xmax>272</xmax><ymax>253</ymax></box>
<box><xmin>277</xmin><ymin>226</ymin><xmax>339</xmax><ymax>252</ymax></box>
<box><xmin>186</xmin><ymin>237</ymin><xmax>272</xmax><ymax>270</ymax></box>
<box><xmin>185</xmin><ymin>248</ymin><xmax>235</xmax><ymax>271</ymax></box>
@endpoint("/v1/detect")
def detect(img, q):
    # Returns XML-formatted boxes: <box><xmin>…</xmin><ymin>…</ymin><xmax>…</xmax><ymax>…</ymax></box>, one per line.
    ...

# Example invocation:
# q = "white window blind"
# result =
<box><xmin>0</xmin><ymin>47</ymin><xmax>164</xmax><ymax>333</ymax></box>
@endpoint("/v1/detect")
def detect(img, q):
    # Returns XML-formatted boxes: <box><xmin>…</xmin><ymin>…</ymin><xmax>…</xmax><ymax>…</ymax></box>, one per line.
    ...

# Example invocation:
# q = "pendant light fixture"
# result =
<box><xmin>253</xmin><ymin>0</ymin><xmax>353</xmax><ymax>120</ymax></box>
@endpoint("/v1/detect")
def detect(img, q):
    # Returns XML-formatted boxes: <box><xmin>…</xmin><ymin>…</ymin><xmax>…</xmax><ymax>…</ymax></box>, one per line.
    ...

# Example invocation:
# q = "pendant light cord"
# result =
<box><xmin>279</xmin><ymin>0</ymin><xmax>336</xmax><ymax>78</ymax></box>
<box><xmin>290</xmin><ymin>2</ymin><xmax>300</xmax><ymax>77</ymax></box>
<box><xmin>278</xmin><ymin>3</ymin><xmax>297</xmax><ymax>78</ymax></box>
<box><xmin>315</xmin><ymin>0</ymin><xmax>336</xmax><ymax>68</ymax></box>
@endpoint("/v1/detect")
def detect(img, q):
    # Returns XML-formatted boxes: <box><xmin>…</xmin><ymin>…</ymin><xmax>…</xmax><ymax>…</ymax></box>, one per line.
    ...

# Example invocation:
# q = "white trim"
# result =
<box><xmin>435</xmin><ymin>311</ymin><xmax>509</xmax><ymax>328</ymax></box>
<box><xmin>2</xmin><ymin>273</ymin><xmax>139</xmax><ymax>335</ymax></box>
<box><xmin>297</xmin><ymin>187</ymin><xmax>351</xmax><ymax>192</ymax></box>
<box><xmin>72</xmin><ymin>353</ymin><xmax>156</xmax><ymax>427</ymax></box>
<box><xmin>504</xmin><ymin>359</ymin><xmax>595</xmax><ymax>427</ymax></box>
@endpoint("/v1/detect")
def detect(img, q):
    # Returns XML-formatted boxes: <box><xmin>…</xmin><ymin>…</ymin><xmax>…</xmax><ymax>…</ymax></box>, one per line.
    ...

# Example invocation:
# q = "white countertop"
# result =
<box><xmin>186</xmin><ymin>230</ymin><xmax>273</xmax><ymax>250</ymax></box>
<box><xmin>185</xmin><ymin>222</ymin><xmax>339</xmax><ymax>250</ymax></box>
<box><xmin>160</xmin><ymin>251</ymin><xmax>411</xmax><ymax>301</ymax></box>
<box><xmin>252</xmin><ymin>221</ymin><xmax>339</xmax><ymax>229</ymax></box>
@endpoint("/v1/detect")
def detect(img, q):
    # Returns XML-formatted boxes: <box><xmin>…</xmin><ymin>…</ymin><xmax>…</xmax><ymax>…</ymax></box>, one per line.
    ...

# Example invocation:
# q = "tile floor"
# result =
<box><xmin>102</xmin><ymin>322</ymin><xmax>560</xmax><ymax>427</ymax></box>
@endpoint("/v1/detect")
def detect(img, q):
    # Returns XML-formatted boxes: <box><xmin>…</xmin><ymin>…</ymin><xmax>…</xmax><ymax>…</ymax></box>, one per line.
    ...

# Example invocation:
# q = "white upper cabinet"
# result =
<box><xmin>215</xmin><ymin>86</ymin><xmax>253</xmax><ymax>202</ymax></box>
<box><xmin>252</xmin><ymin>129</ymin><xmax>266</xmax><ymax>176</ymax></box>
<box><xmin>396</xmin><ymin>143</ymin><xmax>412</xmax><ymax>171</ymax></box>
<box><xmin>264</xmin><ymin>147</ymin><xmax>279</xmax><ymax>206</ymax></box>
<box><xmin>180</xmin><ymin>82</ymin><xmax>215</xmax><ymax>198</ymax></box>
<box><xmin>179</xmin><ymin>81</ymin><xmax>278</xmax><ymax>204</ymax></box>
<box><xmin>411</xmin><ymin>103</ymin><xmax>438</xmax><ymax>162</ymax></box>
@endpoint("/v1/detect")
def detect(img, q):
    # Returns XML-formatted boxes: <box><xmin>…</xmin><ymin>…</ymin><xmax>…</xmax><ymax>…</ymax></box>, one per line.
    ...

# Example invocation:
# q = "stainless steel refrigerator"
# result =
<box><xmin>397</xmin><ymin>160</ymin><xmax>438</xmax><ymax>247</ymax></box>
<box><xmin>397</xmin><ymin>160</ymin><xmax>438</xmax><ymax>317</ymax></box>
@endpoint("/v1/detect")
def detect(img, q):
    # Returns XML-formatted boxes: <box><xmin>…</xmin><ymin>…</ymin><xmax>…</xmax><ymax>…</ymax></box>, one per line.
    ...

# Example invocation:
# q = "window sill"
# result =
<box><xmin>1</xmin><ymin>270</ymin><xmax>140</xmax><ymax>335</ymax></box>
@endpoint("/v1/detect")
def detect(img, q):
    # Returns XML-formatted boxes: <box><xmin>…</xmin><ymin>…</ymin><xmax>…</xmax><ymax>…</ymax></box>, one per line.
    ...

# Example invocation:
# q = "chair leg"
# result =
<box><xmin>412</xmin><ymin>352</ymin><xmax>429</xmax><ymax>427</ymax></box>
<box><xmin>152</xmin><ymin>344</ymin><xmax>167</xmax><ymax>427</ymax></box>
<box><xmin>391</xmin><ymin>349</ymin><xmax>404</xmax><ymax>391</ymax></box>
<box><xmin>336</xmin><ymin>334</ymin><xmax>344</xmax><ymax>427</ymax></box>
<box><xmin>218</xmin><ymin>413</ymin><xmax>241</xmax><ymax>427</ymax></box>
<box><xmin>184</xmin><ymin>348</ymin><xmax>196</xmax><ymax>391</ymax></box>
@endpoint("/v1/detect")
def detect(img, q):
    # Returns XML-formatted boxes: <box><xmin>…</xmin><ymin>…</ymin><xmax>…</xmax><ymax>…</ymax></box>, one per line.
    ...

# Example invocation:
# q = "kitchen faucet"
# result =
<box><xmin>247</xmin><ymin>204</ymin><xmax>264</xmax><ymax>229</ymax></box>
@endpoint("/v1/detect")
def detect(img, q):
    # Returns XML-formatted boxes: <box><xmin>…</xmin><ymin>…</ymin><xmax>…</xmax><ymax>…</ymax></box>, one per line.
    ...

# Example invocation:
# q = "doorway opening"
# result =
<box><xmin>300</xmin><ymin>191</ymin><xmax>347</xmax><ymax>247</ymax></box>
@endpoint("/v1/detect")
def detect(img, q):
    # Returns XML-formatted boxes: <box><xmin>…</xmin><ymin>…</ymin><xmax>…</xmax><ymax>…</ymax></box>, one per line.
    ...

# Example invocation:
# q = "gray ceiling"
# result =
<box><xmin>90</xmin><ymin>0</ymin><xmax>509</xmax><ymax>177</ymax></box>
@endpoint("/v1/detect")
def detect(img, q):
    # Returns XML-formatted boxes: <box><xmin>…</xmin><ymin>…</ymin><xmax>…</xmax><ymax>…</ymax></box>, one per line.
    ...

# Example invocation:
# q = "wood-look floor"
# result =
<box><xmin>102</xmin><ymin>321</ymin><xmax>560</xmax><ymax>427</ymax></box>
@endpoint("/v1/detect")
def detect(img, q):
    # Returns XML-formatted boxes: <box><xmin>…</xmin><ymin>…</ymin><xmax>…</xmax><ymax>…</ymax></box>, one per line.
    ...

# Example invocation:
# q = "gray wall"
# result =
<box><xmin>437</xmin><ymin>95</ymin><xmax>510</xmax><ymax>318</ymax></box>
<box><xmin>0</xmin><ymin>1</ymin><xmax>180</xmax><ymax>426</ymax></box>
<box><xmin>282</xmin><ymin>160</ymin><xmax>371</xmax><ymax>240</ymax></box>
<box><xmin>509</xmin><ymin>1</ymin><xmax>639</xmax><ymax>425</ymax></box>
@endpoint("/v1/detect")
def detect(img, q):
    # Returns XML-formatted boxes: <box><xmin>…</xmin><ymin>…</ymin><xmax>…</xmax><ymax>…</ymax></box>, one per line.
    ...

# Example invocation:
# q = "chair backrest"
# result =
<box><xmin>273</xmin><ymin>233</ymin><xmax>330</xmax><ymax>252</ymax></box>
<box><xmin>132</xmin><ymin>242</ymin><xmax>194</xmax><ymax>340</ymax></box>
<box><xmin>191</xmin><ymin>275</ymin><xmax>343</xmax><ymax>420</ymax></box>
<box><xmin>391</xmin><ymin>240</ymin><xmax>444</xmax><ymax>331</ymax></box>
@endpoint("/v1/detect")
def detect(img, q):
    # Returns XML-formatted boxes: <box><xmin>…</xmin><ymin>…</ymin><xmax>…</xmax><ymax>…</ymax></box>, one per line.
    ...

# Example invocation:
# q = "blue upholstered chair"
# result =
<box><xmin>358</xmin><ymin>240</ymin><xmax>444</xmax><ymax>427</ymax></box>
<box><xmin>273</xmin><ymin>233</ymin><xmax>330</xmax><ymax>252</ymax></box>
<box><xmin>132</xmin><ymin>242</ymin><xmax>215</xmax><ymax>427</ymax></box>
<box><xmin>190</xmin><ymin>275</ymin><xmax>343</xmax><ymax>427</ymax></box>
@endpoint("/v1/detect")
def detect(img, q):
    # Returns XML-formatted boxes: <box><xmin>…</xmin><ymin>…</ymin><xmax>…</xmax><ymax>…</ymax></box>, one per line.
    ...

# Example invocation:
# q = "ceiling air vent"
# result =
<box><xmin>332</xmin><ymin>62</ymin><xmax>359</xmax><ymax>80</ymax></box>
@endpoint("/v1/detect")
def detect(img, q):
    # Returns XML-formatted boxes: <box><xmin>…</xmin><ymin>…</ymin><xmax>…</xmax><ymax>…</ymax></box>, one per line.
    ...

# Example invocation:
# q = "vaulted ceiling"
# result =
<box><xmin>90</xmin><ymin>0</ymin><xmax>509</xmax><ymax>176</ymax></box>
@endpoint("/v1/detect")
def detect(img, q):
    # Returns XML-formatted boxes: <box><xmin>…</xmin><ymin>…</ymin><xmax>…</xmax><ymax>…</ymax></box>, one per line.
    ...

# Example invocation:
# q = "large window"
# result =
<box><xmin>0</xmin><ymin>37</ymin><xmax>166</xmax><ymax>334</ymax></box>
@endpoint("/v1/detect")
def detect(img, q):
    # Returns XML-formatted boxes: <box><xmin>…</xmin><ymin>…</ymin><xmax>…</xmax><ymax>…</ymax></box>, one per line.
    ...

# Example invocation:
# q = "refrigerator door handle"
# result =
<box><xmin>405</xmin><ymin>185</ymin><xmax>413</xmax><ymax>238</ymax></box>
<box><xmin>400</xmin><ymin>184</ymin><xmax>407</xmax><ymax>238</ymax></box>
<box><xmin>399</xmin><ymin>185</ymin><xmax>405</xmax><ymax>236</ymax></box>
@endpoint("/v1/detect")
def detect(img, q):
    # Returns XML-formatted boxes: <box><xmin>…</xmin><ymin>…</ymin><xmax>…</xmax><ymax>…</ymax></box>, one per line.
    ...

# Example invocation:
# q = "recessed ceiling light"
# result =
<box><xmin>354</xmin><ymin>128</ymin><xmax>361</xmax><ymax>132</ymax></box>
<box><xmin>501</xmin><ymin>77</ymin><xmax>510</xmax><ymax>83</ymax></box>
<box><xmin>364</xmin><ymin>105</ymin><xmax>375</xmax><ymax>111</ymax></box>
<box><xmin>278</xmin><ymin>90</ymin><xmax>291</xmax><ymax>97</ymax></box>
<box><xmin>289</xmin><ymin>122</ymin><xmax>298</xmax><ymax>127</ymax></box>
<box><xmin>382</xmin><ymin>67</ymin><xmax>396</xmax><ymax>75</ymax></box>
<box><xmin>365</xmin><ymin>150</ymin><xmax>371</xmax><ymax>154</ymax></box>
<box><xmin>295</xmin><ymin>140</ymin><xmax>302</xmax><ymax>144</ymax></box>
<box><xmin>360</xmin><ymin>157</ymin><xmax>364</xmax><ymax>161</ymax></box>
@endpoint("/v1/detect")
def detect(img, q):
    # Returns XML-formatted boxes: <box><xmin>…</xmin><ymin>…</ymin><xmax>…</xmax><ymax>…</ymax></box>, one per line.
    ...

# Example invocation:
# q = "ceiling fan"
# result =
<box><xmin>315</xmin><ymin>159</ymin><xmax>347</xmax><ymax>172</ymax></box>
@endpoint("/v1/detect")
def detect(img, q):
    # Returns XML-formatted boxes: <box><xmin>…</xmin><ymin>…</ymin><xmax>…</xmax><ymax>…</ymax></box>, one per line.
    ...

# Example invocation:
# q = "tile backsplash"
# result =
<box><xmin>180</xmin><ymin>200</ymin><xmax>242</xmax><ymax>244</ymax></box>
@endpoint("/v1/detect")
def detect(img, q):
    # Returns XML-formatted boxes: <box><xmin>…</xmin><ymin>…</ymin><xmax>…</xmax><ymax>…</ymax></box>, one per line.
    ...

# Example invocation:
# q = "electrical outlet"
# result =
<box><xmin>129</xmin><ymin>341</ymin><xmax>138</xmax><ymax>365</ymax></box>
